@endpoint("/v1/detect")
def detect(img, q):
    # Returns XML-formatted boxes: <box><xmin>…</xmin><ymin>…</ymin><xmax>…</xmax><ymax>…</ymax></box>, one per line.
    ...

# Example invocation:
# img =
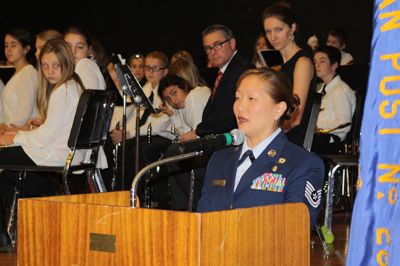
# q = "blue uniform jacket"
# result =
<box><xmin>197</xmin><ymin>131</ymin><xmax>324</xmax><ymax>226</ymax></box>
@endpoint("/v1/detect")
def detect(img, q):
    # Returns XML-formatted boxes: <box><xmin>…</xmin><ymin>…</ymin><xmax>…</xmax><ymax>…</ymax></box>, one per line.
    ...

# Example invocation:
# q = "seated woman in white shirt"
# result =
<box><xmin>0</xmin><ymin>28</ymin><xmax>38</xmax><ymax>132</ymax></box>
<box><xmin>0</xmin><ymin>38</ymin><xmax>85</xmax><ymax>250</ymax></box>
<box><xmin>64</xmin><ymin>26</ymin><xmax>106</xmax><ymax>90</ymax></box>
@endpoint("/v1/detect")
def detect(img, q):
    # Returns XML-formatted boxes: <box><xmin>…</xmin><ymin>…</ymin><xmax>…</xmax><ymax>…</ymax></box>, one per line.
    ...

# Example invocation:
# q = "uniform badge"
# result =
<box><xmin>278</xmin><ymin>157</ymin><xmax>286</xmax><ymax>164</ymax></box>
<box><xmin>267</xmin><ymin>149</ymin><xmax>277</xmax><ymax>157</ymax></box>
<box><xmin>251</xmin><ymin>172</ymin><xmax>286</xmax><ymax>192</ymax></box>
<box><xmin>212</xmin><ymin>179</ymin><xmax>226</xmax><ymax>186</ymax></box>
<box><xmin>305</xmin><ymin>181</ymin><xmax>322</xmax><ymax>208</ymax></box>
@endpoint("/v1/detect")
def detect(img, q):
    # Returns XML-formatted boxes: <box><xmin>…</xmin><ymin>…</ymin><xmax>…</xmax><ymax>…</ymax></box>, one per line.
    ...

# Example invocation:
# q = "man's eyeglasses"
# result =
<box><xmin>203</xmin><ymin>39</ymin><xmax>231</xmax><ymax>54</ymax></box>
<box><xmin>144</xmin><ymin>65</ymin><xmax>168</xmax><ymax>72</ymax></box>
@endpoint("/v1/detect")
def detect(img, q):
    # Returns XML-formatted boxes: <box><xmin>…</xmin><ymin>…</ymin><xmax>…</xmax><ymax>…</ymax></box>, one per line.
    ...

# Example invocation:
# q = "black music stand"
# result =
<box><xmin>114</xmin><ymin>63</ymin><xmax>157</xmax><ymax>189</ymax></box>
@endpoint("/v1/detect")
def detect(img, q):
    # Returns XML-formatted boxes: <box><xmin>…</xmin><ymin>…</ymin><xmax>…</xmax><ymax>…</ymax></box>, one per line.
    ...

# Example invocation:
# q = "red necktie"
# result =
<box><xmin>212</xmin><ymin>70</ymin><xmax>223</xmax><ymax>97</ymax></box>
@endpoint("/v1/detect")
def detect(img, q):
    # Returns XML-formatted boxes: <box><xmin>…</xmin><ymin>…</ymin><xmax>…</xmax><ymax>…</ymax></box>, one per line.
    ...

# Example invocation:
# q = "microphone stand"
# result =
<box><xmin>135</xmin><ymin>105</ymin><xmax>140</xmax><ymax>175</ymax></box>
<box><xmin>131</xmin><ymin>151</ymin><xmax>203</xmax><ymax>208</ymax></box>
<box><xmin>121</xmin><ymin>93</ymin><xmax>127</xmax><ymax>190</ymax></box>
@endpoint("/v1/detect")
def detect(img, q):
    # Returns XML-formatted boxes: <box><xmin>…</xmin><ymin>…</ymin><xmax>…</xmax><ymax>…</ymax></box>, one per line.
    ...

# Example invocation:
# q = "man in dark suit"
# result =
<box><xmin>179</xmin><ymin>24</ymin><xmax>254</xmax><ymax>140</ymax></box>
<box><xmin>197</xmin><ymin>130</ymin><xmax>324</xmax><ymax>226</ymax></box>
<box><xmin>168</xmin><ymin>24</ymin><xmax>254</xmax><ymax>211</ymax></box>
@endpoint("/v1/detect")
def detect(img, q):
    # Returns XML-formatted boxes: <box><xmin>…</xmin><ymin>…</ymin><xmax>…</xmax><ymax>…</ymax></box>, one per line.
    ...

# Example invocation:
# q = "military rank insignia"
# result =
<box><xmin>305</xmin><ymin>180</ymin><xmax>322</xmax><ymax>208</ymax></box>
<box><xmin>251</xmin><ymin>172</ymin><xmax>286</xmax><ymax>192</ymax></box>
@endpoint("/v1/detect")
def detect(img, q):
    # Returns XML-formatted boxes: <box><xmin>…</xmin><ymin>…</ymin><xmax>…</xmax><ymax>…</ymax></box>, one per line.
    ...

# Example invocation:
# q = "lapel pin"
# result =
<box><xmin>267</xmin><ymin>149</ymin><xmax>277</xmax><ymax>157</ymax></box>
<box><xmin>278</xmin><ymin>157</ymin><xmax>286</xmax><ymax>164</ymax></box>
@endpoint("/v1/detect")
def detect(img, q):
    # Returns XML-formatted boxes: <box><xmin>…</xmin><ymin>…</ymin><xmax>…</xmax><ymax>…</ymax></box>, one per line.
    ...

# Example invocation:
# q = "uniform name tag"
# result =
<box><xmin>212</xmin><ymin>179</ymin><xmax>226</xmax><ymax>186</ymax></box>
<box><xmin>251</xmin><ymin>173</ymin><xmax>286</xmax><ymax>192</ymax></box>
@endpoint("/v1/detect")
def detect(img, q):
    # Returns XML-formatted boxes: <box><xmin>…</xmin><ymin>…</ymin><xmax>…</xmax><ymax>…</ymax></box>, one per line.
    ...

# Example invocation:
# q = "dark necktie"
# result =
<box><xmin>237</xmin><ymin>150</ymin><xmax>255</xmax><ymax>166</ymax></box>
<box><xmin>321</xmin><ymin>84</ymin><xmax>326</xmax><ymax>97</ymax></box>
<box><xmin>211</xmin><ymin>70</ymin><xmax>223</xmax><ymax>97</ymax></box>
<box><xmin>139</xmin><ymin>90</ymin><xmax>154</xmax><ymax>126</ymax></box>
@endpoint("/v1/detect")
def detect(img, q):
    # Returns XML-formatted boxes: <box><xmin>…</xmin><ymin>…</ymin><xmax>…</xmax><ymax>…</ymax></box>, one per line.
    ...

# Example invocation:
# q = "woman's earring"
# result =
<box><xmin>290</xmin><ymin>34</ymin><xmax>295</xmax><ymax>41</ymax></box>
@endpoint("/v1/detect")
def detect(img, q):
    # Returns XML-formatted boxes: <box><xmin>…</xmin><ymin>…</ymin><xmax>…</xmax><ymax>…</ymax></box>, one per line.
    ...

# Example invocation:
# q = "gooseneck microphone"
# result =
<box><xmin>173</xmin><ymin>129</ymin><xmax>245</xmax><ymax>155</ymax></box>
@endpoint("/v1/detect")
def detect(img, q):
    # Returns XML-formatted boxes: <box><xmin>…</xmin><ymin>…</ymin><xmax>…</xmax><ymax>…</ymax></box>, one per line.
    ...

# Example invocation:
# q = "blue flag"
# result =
<box><xmin>347</xmin><ymin>1</ymin><xmax>400</xmax><ymax>265</ymax></box>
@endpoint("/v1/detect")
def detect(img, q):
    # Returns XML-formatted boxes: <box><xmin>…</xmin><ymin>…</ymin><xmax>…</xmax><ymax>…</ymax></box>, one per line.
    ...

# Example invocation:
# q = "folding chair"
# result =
<box><xmin>300</xmin><ymin>92</ymin><xmax>331</xmax><ymax>257</ymax></box>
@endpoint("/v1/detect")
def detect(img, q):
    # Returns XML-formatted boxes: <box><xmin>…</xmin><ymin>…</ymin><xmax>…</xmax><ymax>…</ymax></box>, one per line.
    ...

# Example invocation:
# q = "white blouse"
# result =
<box><xmin>0</xmin><ymin>64</ymin><xmax>38</xmax><ymax>125</ymax></box>
<box><xmin>14</xmin><ymin>79</ymin><xmax>83</xmax><ymax>166</ymax></box>
<box><xmin>75</xmin><ymin>58</ymin><xmax>106</xmax><ymax>90</ymax></box>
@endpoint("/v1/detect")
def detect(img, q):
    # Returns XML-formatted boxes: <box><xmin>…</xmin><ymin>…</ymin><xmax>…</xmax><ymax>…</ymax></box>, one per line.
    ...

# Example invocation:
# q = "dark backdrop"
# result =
<box><xmin>1</xmin><ymin>0</ymin><xmax>373</xmax><ymax>67</ymax></box>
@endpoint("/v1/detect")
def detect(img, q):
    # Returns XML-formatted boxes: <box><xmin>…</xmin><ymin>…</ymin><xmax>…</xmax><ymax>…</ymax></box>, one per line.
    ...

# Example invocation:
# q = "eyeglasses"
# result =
<box><xmin>203</xmin><ymin>39</ymin><xmax>231</xmax><ymax>54</ymax></box>
<box><xmin>144</xmin><ymin>65</ymin><xmax>168</xmax><ymax>73</ymax></box>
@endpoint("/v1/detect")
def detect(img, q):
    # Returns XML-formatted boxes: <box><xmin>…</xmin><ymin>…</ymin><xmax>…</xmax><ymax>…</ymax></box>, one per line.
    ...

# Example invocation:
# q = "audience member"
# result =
<box><xmin>197</xmin><ymin>68</ymin><xmax>324</xmax><ymax>227</ymax></box>
<box><xmin>326</xmin><ymin>28</ymin><xmax>354</xmax><ymax>65</ymax></box>
<box><xmin>262</xmin><ymin>1</ymin><xmax>316</xmax><ymax>147</ymax></box>
<box><xmin>312</xmin><ymin>46</ymin><xmax>356</xmax><ymax>154</ymax></box>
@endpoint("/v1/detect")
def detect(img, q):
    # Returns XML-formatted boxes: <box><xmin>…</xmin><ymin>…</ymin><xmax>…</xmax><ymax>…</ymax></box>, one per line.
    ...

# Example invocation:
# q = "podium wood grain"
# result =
<box><xmin>17</xmin><ymin>191</ymin><xmax>309</xmax><ymax>265</ymax></box>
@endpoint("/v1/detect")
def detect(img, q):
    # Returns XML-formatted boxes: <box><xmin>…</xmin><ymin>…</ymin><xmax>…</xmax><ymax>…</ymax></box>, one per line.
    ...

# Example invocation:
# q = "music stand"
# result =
<box><xmin>114</xmin><ymin>63</ymin><xmax>157</xmax><ymax>188</ymax></box>
<box><xmin>257</xmin><ymin>49</ymin><xmax>283</xmax><ymax>67</ymax></box>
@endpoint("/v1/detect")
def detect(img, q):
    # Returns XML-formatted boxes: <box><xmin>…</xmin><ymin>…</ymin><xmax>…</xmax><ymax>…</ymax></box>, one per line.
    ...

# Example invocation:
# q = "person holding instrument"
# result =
<box><xmin>197</xmin><ymin>68</ymin><xmax>324</xmax><ymax>226</ymax></box>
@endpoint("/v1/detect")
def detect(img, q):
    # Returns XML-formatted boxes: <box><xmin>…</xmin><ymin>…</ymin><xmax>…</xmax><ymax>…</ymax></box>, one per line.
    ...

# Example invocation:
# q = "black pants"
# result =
<box><xmin>0</xmin><ymin>147</ymin><xmax>57</xmax><ymax>232</ymax></box>
<box><xmin>311</xmin><ymin>133</ymin><xmax>342</xmax><ymax>154</ymax></box>
<box><xmin>0</xmin><ymin>146</ymin><xmax>35</xmax><ymax>166</ymax></box>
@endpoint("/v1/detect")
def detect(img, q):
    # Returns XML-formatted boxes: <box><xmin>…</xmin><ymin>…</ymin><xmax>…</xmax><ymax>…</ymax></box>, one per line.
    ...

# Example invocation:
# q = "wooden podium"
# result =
<box><xmin>17</xmin><ymin>191</ymin><xmax>310</xmax><ymax>265</ymax></box>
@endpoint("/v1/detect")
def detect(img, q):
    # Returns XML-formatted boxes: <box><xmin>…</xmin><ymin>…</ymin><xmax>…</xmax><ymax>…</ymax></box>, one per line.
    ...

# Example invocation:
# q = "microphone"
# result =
<box><xmin>173</xmin><ymin>129</ymin><xmax>245</xmax><ymax>155</ymax></box>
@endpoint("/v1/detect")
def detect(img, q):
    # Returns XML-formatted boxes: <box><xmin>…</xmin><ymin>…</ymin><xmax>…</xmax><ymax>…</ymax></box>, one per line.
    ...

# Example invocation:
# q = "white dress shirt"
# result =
<box><xmin>14</xmin><ymin>80</ymin><xmax>84</xmax><ymax>166</ymax></box>
<box><xmin>75</xmin><ymin>58</ymin><xmax>106</xmax><ymax>90</ymax></box>
<box><xmin>316</xmin><ymin>75</ymin><xmax>356</xmax><ymax>141</ymax></box>
<box><xmin>341</xmin><ymin>51</ymin><xmax>354</xmax><ymax>65</ymax></box>
<box><xmin>0</xmin><ymin>64</ymin><xmax>38</xmax><ymax>125</ymax></box>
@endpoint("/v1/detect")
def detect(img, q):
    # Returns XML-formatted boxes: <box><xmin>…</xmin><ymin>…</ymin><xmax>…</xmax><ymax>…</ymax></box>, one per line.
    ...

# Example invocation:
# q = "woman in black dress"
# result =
<box><xmin>262</xmin><ymin>2</ymin><xmax>316</xmax><ymax>146</ymax></box>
